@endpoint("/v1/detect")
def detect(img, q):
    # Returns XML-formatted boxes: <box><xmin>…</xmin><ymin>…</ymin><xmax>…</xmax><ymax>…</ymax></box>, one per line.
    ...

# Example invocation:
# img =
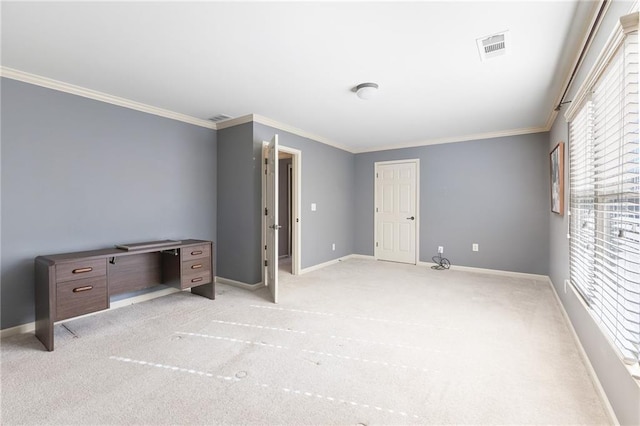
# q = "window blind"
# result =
<box><xmin>569</xmin><ymin>30</ymin><xmax>639</xmax><ymax>364</ymax></box>
<box><xmin>569</xmin><ymin>102</ymin><xmax>596</xmax><ymax>303</ymax></box>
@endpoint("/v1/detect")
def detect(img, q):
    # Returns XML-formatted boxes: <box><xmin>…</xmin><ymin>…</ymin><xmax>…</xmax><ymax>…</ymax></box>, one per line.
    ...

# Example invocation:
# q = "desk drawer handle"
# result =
<box><xmin>72</xmin><ymin>267</ymin><xmax>93</xmax><ymax>274</ymax></box>
<box><xmin>191</xmin><ymin>264</ymin><xmax>203</xmax><ymax>270</ymax></box>
<box><xmin>191</xmin><ymin>277</ymin><xmax>203</xmax><ymax>283</ymax></box>
<box><xmin>191</xmin><ymin>250</ymin><xmax>203</xmax><ymax>256</ymax></box>
<box><xmin>73</xmin><ymin>285</ymin><xmax>93</xmax><ymax>293</ymax></box>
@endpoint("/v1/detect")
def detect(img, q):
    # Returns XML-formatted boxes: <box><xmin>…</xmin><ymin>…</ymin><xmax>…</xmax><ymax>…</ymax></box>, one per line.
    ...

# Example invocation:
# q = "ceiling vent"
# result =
<box><xmin>476</xmin><ymin>31</ymin><xmax>509</xmax><ymax>62</ymax></box>
<box><xmin>208</xmin><ymin>114</ymin><xmax>232</xmax><ymax>123</ymax></box>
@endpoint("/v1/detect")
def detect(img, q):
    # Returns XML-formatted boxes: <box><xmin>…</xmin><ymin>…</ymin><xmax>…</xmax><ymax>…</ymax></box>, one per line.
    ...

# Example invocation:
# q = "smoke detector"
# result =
<box><xmin>476</xmin><ymin>31</ymin><xmax>509</xmax><ymax>62</ymax></box>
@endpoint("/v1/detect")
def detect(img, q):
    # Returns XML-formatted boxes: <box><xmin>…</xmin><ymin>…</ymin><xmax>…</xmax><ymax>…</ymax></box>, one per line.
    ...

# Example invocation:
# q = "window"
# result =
<box><xmin>567</xmin><ymin>15</ymin><xmax>639</xmax><ymax>364</ymax></box>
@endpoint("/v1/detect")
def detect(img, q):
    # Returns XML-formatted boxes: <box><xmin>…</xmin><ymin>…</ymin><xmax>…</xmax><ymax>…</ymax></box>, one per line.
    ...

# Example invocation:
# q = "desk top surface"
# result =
<box><xmin>36</xmin><ymin>239</ymin><xmax>211</xmax><ymax>263</ymax></box>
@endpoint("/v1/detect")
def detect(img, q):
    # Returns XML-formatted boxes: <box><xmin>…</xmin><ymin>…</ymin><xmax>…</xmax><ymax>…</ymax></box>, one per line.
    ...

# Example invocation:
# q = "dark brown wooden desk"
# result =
<box><xmin>34</xmin><ymin>239</ymin><xmax>214</xmax><ymax>351</ymax></box>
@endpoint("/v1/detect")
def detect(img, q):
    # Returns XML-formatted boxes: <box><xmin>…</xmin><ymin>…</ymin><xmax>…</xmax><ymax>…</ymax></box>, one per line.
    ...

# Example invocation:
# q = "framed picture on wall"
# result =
<box><xmin>550</xmin><ymin>142</ymin><xmax>564</xmax><ymax>215</ymax></box>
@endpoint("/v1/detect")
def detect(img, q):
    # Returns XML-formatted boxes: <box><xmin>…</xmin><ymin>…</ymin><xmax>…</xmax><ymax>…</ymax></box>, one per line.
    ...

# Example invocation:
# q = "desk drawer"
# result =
<box><xmin>181</xmin><ymin>271</ymin><xmax>212</xmax><ymax>289</ymax></box>
<box><xmin>56</xmin><ymin>259</ymin><xmax>106</xmax><ymax>282</ymax></box>
<box><xmin>181</xmin><ymin>258</ymin><xmax>211</xmax><ymax>276</ymax></box>
<box><xmin>56</xmin><ymin>276</ymin><xmax>108</xmax><ymax>321</ymax></box>
<box><xmin>182</xmin><ymin>244</ymin><xmax>210</xmax><ymax>261</ymax></box>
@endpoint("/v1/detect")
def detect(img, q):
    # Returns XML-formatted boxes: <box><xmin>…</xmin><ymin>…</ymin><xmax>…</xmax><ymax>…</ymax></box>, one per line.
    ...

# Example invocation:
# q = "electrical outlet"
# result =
<box><xmin>438</xmin><ymin>246</ymin><xmax>444</xmax><ymax>254</ymax></box>
<box><xmin>472</xmin><ymin>243</ymin><xmax>479</xmax><ymax>252</ymax></box>
<box><xmin>332</xmin><ymin>243</ymin><xmax>335</xmax><ymax>251</ymax></box>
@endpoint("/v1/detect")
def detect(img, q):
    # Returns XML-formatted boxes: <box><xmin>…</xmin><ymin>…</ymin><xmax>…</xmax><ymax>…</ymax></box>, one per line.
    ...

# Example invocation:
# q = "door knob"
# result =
<box><xmin>406</xmin><ymin>216</ymin><xmax>415</xmax><ymax>220</ymax></box>
<box><xmin>270</xmin><ymin>224</ymin><xmax>282</xmax><ymax>230</ymax></box>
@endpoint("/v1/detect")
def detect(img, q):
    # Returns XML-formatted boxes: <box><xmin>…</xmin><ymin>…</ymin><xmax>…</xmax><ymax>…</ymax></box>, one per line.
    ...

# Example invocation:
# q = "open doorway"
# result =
<box><xmin>262</xmin><ymin>142</ymin><xmax>301</xmax><ymax>289</ymax></box>
<box><xmin>278</xmin><ymin>152</ymin><xmax>294</xmax><ymax>274</ymax></box>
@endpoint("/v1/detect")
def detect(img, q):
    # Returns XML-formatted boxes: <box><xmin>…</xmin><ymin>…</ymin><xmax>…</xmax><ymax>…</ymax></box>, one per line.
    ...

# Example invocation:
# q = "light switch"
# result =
<box><xmin>311</xmin><ymin>203</ymin><xmax>317</xmax><ymax>211</ymax></box>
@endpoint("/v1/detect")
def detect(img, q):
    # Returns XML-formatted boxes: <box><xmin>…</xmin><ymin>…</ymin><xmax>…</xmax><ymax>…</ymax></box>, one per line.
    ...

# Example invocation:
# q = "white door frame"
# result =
<box><xmin>262</xmin><ymin>142</ymin><xmax>302</xmax><ymax>279</ymax></box>
<box><xmin>373</xmin><ymin>159</ymin><xmax>420</xmax><ymax>264</ymax></box>
<box><xmin>265</xmin><ymin>135</ymin><xmax>279</xmax><ymax>302</ymax></box>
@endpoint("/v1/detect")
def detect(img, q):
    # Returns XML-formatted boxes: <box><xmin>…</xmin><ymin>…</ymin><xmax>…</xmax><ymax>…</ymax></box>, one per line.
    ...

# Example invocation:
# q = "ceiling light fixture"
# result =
<box><xmin>355</xmin><ymin>82</ymin><xmax>379</xmax><ymax>100</ymax></box>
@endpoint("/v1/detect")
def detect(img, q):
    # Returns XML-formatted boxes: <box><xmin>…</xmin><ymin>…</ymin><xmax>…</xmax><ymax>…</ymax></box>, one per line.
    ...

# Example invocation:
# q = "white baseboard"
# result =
<box><xmin>418</xmin><ymin>261</ymin><xmax>549</xmax><ymax>281</ymax></box>
<box><xmin>547</xmin><ymin>277</ymin><xmax>619</xmax><ymax>425</ymax></box>
<box><xmin>216</xmin><ymin>276</ymin><xmax>264</xmax><ymax>291</ymax></box>
<box><xmin>299</xmin><ymin>255</ymin><xmax>353</xmax><ymax>274</ymax></box>
<box><xmin>0</xmin><ymin>322</ymin><xmax>36</xmax><ymax>339</ymax></box>
<box><xmin>0</xmin><ymin>286</ymin><xmax>183</xmax><ymax>340</ymax></box>
<box><xmin>109</xmin><ymin>287</ymin><xmax>182</xmax><ymax>309</ymax></box>
<box><xmin>346</xmin><ymin>254</ymin><xmax>376</xmax><ymax>260</ymax></box>
<box><xmin>343</xmin><ymin>256</ymin><xmax>548</xmax><ymax>281</ymax></box>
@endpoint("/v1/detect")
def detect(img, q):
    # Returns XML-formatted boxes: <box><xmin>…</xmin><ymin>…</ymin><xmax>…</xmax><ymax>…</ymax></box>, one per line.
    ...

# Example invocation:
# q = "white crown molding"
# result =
<box><xmin>214</xmin><ymin>114</ymin><xmax>254</xmax><ymax>130</ymax></box>
<box><xmin>216</xmin><ymin>113</ymin><xmax>354</xmax><ymax>153</ymax></box>
<box><xmin>355</xmin><ymin>126</ymin><xmax>547</xmax><ymax>154</ymax></box>
<box><xmin>545</xmin><ymin>0</ymin><xmax>609</xmax><ymax>129</ymax></box>
<box><xmin>565</xmin><ymin>11</ymin><xmax>638</xmax><ymax>121</ymax></box>
<box><xmin>543</xmin><ymin>109</ymin><xmax>560</xmax><ymax>131</ymax></box>
<box><xmin>2</xmin><ymin>67</ymin><xmax>567</xmax><ymax>153</ymax></box>
<box><xmin>252</xmin><ymin>114</ymin><xmax>353</xmax><ymax>153</ymax></box>
<box><xmin>218</xmin><ymin>113</ymin><xmax>549</xmax><ymax>154</ymax></box>
<box><xmin>0</xmin><ymin>67</ymin><xmax>216</xmax><ymax>130</ymax></box>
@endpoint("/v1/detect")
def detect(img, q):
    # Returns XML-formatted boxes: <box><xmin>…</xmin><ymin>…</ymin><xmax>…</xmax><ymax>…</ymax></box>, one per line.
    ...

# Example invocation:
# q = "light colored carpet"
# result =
<box><xmin>1</xmin><ymin>258</ymin><xmax>610</xmax><ymax>425</ymax></box>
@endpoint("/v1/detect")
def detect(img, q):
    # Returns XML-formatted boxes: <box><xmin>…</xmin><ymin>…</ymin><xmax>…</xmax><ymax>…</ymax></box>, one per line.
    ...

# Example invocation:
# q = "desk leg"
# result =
<box><xmin>191</xmin><ymin>282</ymin><xmax>215</xmax><ymax>299</ymax></box>
<box><xmin>35</xmin><ymin>260</ymin><xmax>55</xmax><ymax>351</ymax></box>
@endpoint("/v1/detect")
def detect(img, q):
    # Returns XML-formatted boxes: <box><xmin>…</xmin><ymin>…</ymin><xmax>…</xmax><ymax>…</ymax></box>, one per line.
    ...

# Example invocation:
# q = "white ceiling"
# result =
<box><xmin>1</xmin><ymin>1</ymin><xmax>598</xmax><ymax>152</ymax></box>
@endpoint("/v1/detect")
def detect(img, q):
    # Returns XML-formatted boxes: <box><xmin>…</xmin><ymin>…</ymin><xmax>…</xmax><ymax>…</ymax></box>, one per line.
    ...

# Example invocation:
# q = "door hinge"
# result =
<box><xmin>296</xmin><ymin>218</ymin><xmax>299</xmax><ymax>223</ymax></box>
<box><xmin>264</xmin><ymin>260</ymin><xmax>268</xmax><ymax>266</ymax></box>
<box><xmin>376</xmin><ymin>172</ymin><xmax>378</xmax><ymax>178</ymax></box>
<box><xmin>265</xmin><ymin>207</ymin><xmax>268</xmax><ymax>216</ymax></box>
<box><xmin>265</xmin><ymin>158</ymin><xmax>268</xmax><ymax>165</ymax></box>
<box><xmin>376</xmin><ymin>242</ymin><xmax>378</xmax><ymax>247</ymax></box>
<box><xmin>376</xmin><ymin>207</ymin><xmax>378</xmax><ymax>212</ymax></box>
<box><xmin>265</xmin><ymin>245</ymin><xmax>267</xmax><ymax>250</ymax></box>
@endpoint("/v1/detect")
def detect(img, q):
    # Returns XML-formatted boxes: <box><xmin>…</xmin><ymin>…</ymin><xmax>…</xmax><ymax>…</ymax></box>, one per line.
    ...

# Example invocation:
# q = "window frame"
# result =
<box><xmin>564</xmin><ymin>12</ymin><xmax>639</xmax><ymax>367</ymax></box>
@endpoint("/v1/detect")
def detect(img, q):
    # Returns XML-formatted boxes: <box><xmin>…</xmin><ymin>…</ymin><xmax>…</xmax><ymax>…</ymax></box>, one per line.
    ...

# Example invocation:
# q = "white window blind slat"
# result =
<box><xmin>569</xmin><ymin>31</ymin><xmax>640</xmax><ymax>364</ymax></box>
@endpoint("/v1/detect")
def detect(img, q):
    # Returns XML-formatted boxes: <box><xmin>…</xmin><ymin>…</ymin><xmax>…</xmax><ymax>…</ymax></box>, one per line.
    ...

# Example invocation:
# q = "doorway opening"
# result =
<box><xmin>278</xmin><ymin>152</ymin><xmax>294</xmax><ymax>274</ymax></box>
<box><xmin>262</xmin><ymin>141</ymin><xmax>302</xmax><ymax>294</ymax></box>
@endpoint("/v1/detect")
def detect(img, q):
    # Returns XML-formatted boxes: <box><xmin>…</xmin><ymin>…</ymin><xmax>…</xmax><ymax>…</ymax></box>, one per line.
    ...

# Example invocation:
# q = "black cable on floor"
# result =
<box><xmin>431</xmin><ymin>254</ymin><xmax>451</xmax><ymax>270</ymax></box>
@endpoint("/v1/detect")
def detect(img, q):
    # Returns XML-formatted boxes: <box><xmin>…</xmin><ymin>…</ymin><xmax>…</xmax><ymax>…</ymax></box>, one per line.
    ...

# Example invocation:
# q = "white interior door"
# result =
<box><xmin>375</xmin><ymin>161</ymin><xmax>418</xmax><ymax>264</ymax></box>
<box><xmin>266</xmin><ymin>135</ymin><xmax>279</xmax><ymax>303</ymax></box>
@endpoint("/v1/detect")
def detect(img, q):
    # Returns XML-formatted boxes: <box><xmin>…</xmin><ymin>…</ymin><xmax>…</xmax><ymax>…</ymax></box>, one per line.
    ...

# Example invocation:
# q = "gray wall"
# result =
<box><xmin>548</xmin><ymin>2</ymin><xmax>639</xmax><ymax>424</ymax></box>
<box><xmin>354</xmin><ymin>133</ymin><xmax>550</xmax><ymax>275</ymax></box>
<box><xmin>216</xmin><ymin>123</ymin><xmax>262</xmax><ymax>284</ymax></box>
<box><xmin>278</xmin><ymin>158</ymin><xmax>292</xmax><ymax>257</ymax></box>
<box><xmin>1</xmin><ymin>78</ymin><xmax>217</xmax><ymax>329</ymax></box>
<box><xmin>216</xmin><ymin>122</ymin><xmax>354</xmax><ymax>284</ymax></box>
<box><xmin>254</xmin><ymin>123</ymin><xmax>355</xmax><ymax>270</ymax></box>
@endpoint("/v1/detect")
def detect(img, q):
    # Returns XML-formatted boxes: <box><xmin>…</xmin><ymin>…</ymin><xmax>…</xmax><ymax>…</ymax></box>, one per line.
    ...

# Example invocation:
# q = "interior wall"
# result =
<box><xmin>548</xmin><ymin>2</ymin><xmax>639</xmax><ymax>423</ymax></box>
<box><xmin>278</xmin><ymin>157</ymin><xmax>292</xmax><ymax>257</ymax></box>
<box><xmin>354</xmin><ymin>133</ymin><xmax>550</xmax><ymax>275</ymax></box>
<box><xmin>254</xmin><ymin>123</ymin><xmax>355</xmax><ymax>270</ymax></box>
<box><xmin>549</xmin><ymin>118</ymin><xmax>639</xmax><ymax>426</ymax></box>
<box><xmin>0</xmin><ymin>78</ymin><xmax>217</xmax><ymax>330</ymax></box>
<box><xmin>216</xmin><ymin>122</ymin><xmax>262</xmax><ymax>284</ymax></box>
